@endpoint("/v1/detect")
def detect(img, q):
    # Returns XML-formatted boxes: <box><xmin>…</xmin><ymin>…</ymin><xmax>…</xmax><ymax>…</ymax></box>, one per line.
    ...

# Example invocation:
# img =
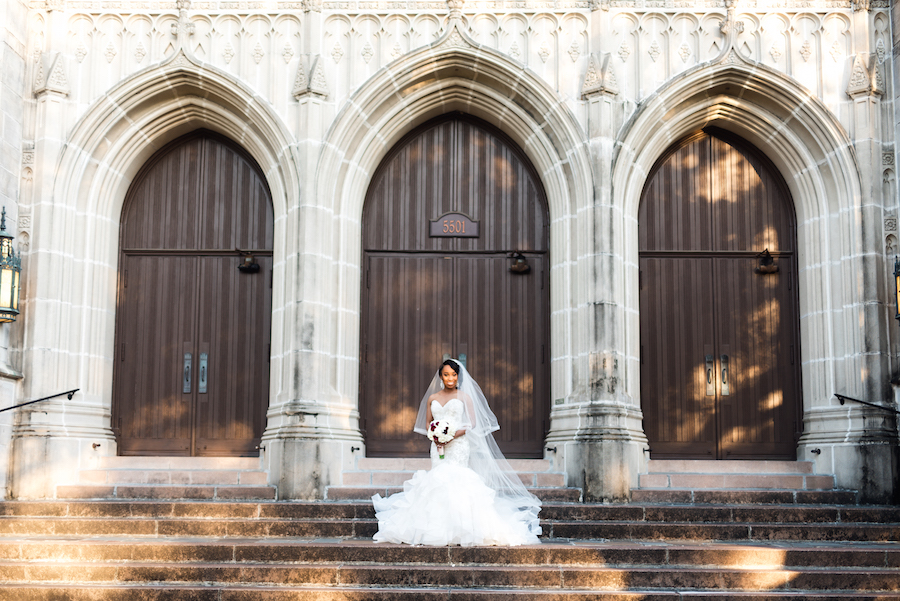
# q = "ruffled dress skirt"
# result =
<box><xmin>372</xmin><ymin>448</ymin><xmax>540</xmax><ymax>547</ymax></box>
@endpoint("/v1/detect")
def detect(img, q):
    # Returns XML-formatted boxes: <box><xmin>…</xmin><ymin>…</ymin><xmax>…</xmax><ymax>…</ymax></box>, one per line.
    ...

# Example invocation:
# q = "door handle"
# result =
<box><xmin>705</xmin><ymin>354</ymin><xmax>715</xmax><ymax>396</ymax></box>
<box><xmin>720</xmin><ymin>354</ymin><xmax>730</xmax><ymax>396</ymax></box>
<box><xmin>199</xmin><ymin>352</ymin><xmax>208</xmax><ymax>394</ymax></box>
<box><xmin>183</xmin><ymin>353</ymin><xmax>192</xmax><ymax>393</ymax></box>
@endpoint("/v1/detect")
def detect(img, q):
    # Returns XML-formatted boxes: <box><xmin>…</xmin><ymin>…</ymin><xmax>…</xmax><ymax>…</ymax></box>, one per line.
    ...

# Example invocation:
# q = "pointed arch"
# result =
<box><xmin>27</xmin><ymin>51</ymin><xmax>297</xmax><ymax>420</ymax></box>
<box><xmin>314</xmin><ymin>21</ymin><xmax>594</xmax><ymax>409</ymax></box>
<box><xmin>614</xmin><ymin>58</ymin><xmax>868</xmax><ymax>443</ymax></box>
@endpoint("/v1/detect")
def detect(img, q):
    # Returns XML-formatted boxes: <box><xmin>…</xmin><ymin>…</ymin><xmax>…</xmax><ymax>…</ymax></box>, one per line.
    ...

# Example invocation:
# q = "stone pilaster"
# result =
<box><xmin>798</xmin><ymin>51</ymin><xmax>898</xmax><ymax>504</ymax></box>
<box><xmin>546</xmin><ymin>52</ymin><xmax>647</xmax><ymax>503</ymax></box>
<box><xmin>262</xmin><ymin>0</ymin><xmax>361</xmax><ymax>500</ymax></box>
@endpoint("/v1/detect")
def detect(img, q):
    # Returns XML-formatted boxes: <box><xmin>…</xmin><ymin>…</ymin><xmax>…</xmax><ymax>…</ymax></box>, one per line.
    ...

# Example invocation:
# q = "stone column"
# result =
<box><xmin>798</xmin><ymin>45</ymin><xmax>899</xmax><ymax>504</ymax></box>
<box><xmin>261</xmin><ymin>0</ymin><xmax>363</xmax><ymax>500</ymax></box>
<box><xmin>546</xmin><ymin>49</ymin><xmax>648</xmax><ymax>502</ymax></box>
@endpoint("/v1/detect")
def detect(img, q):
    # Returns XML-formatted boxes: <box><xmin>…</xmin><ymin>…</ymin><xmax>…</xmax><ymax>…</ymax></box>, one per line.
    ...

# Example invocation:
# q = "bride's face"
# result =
<box><xmin>440</xmin><ymin>366</ymin><xmax>458</xmax><ymax>390</ymax></box>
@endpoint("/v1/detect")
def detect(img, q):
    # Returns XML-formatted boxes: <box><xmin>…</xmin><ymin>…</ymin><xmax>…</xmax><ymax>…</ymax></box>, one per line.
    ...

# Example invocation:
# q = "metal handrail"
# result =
<box><xmin>834</xmin><ymin>393</ymin><xmax>900</xmax><ymax>416</ymax></box>
<box><xmin>0</xmin><ymin>389</ymin><xmax>79</xmax><ymax>414</ymax></box>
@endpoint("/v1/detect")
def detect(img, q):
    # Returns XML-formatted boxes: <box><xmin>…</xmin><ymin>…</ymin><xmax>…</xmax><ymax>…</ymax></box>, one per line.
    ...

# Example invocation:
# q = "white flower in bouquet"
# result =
<box><xmin>428</xmin><ymin>419</ymin><xmax>456</xmax><ymax>459</ymax></box>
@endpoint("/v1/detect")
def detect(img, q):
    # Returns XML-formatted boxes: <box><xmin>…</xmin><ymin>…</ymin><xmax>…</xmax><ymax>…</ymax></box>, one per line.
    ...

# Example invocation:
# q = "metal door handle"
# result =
<box><xmin>183</xmin><ymin>353</ymin><xmax>192</xmax><ymax>393</ymax></box>
<box><xmin>199</xmin><ymin>353</ymin><xmax>208</xmax><ymax>394</ymax></box>
<box><xmin>705</xmin><ymin>354</ymin><xmax>715</xmax><ymax>396</ymax></box>
<box><xmin>720</xmin><ymin>354</ymin><xmax>730</xmax><ymax>396</ymax></box>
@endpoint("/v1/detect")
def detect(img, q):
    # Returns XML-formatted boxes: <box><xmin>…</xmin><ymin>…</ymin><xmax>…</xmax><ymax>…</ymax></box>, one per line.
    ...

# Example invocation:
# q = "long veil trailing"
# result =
<box><xmin>413</xmin><ymin>360</ymin><xmax>542</xmax><ymax>537</ymax></box>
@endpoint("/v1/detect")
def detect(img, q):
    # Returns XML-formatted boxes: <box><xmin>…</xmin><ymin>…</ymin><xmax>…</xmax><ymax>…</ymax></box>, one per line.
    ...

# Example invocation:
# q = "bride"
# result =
<box><xmin>372</xmin><ymin>359</ymin><xmax>542</xmax><ymax>546</ymax></box>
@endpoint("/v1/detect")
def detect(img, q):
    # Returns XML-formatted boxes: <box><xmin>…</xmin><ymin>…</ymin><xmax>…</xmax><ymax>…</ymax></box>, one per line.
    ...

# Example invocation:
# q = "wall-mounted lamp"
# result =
<box><xmin>755</xmin><ymin>249</ymin><xmax>779</xmax><ymax>274</ymax></box>
<box><xmin>509</xmin><ymin>251</ymin><xmax>531</xmax><ymax>274</ymax></box>
<box><xmin>236</xmin><ymin>248</ymin><xmax>260</xmax><ymax>274</ymax></box>
<box><xmin>0</xmin><ymin>208</ymin><xmax>21</xmax><ymax>323</ymax></box>
<box><xmin>894</xmin><ymin>256</ymin><xmax>900</xmax><ymax>323</ymax></box>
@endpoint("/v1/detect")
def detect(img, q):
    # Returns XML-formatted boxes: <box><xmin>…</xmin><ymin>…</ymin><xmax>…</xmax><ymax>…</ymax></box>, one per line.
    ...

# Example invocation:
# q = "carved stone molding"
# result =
<box><xmin>33</xmin><ymin>52</ymin><xmax>69</xmax><ymax>98</ymax></box>
<box><xmin>846</xmin><ymin>53</ymin><xmax>883</xmax><ymax>99</ymax></box>
<box><xmin>582</xmin><ymin>53</ymin><xmax>618</xmax><ymax>98</ymax></box>
<box><xmin>292</xmin><ymin>55</ymin><xmax>329</xmax><ymax>99</ymax></box>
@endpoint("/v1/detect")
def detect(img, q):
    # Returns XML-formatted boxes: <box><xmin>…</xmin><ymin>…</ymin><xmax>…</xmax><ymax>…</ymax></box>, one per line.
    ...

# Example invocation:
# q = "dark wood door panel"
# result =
<box><xmin>640</xmin><ymin>257</ymin><xmax>717</xmax><ymax>458</ymax></box>
<box><xmin>115</xmin><ymin>255</ymin><xmax>197</xmax><ymax>455</ymax></box>
<box><xmin>361</xmin><ymin>115</ymin><xmax>551</xmax><ymax>459</ymax></box>
<box><xmin>714</xmin><ymin>257</ymin><xmax>798</xmax><ymax>459</ymax></box>
<box><xmin>362</xmin><ymin>255</ymin><xmax>454</xmax><ymax>456</ymax></box>
<box><xmin>639</xmin><ymin>129</ymin><xmax>800</xmax><ymax>461</ymax></box>
<box><xmin>456</xmin><ymin>255</ymin><xmax>548</xmax><ymax>457</ymax></box>
<box><xmin>195</xmin><ymin>256</ymin><xmax>272</xmax><ymax>456</ymax></box>
<box><xmin>114</xmin><ymin>131</ymin><xmax>274</xmax><ymax>457</ymax></box>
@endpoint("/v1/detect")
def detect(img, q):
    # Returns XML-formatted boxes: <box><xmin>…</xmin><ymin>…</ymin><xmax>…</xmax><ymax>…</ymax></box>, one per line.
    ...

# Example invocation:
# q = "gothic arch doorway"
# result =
<box><xmin>360</xmin><ymin>114</ymin><xmax>551</xmax><ymax>458</ymax></box>
<box><xmin>639</xmin><ymin>128</ymin><xmax>802</xmax><ymax>459</ymax></box>
<box><xmin>113</xmin><ymin>130</ymin><xmax>273</xmax><ymax>456</ymax></box>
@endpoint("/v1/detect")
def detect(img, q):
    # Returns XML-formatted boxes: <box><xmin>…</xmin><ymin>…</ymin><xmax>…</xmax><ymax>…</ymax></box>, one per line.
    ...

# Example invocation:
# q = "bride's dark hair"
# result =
<box><xmin>441</xmin><ymin>359</ymin><xmax>460</xmax><ymax>379</ymax></box>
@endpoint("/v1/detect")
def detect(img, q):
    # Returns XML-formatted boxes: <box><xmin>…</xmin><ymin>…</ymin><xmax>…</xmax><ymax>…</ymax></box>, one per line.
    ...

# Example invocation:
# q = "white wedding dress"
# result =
<box><xmin>372</xmin><ymin>398</ymin><xmax>541</xmax><ymax>546</ymax></box>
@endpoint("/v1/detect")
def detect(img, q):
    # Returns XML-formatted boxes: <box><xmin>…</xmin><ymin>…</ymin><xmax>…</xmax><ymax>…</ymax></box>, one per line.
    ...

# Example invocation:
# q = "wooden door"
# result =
<box><xmin>113</xmin><ymin>131</ymin><xmax>273</xmax><ymax>456</ymax></box>
<box><xmin>361</xmin><ymin>114</ymin><xmax>550</xmax><ymax>458</ymax></box>
<box><xmin>639</xmin><ymin>129</ymin><xmax>801</xmax><ymax>460</ymax></box>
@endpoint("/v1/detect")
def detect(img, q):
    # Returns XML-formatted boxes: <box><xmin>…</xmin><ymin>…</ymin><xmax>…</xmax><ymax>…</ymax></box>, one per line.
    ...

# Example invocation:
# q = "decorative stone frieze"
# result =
<box><xmin>33</xmin><ymin>52</ymin><xmax>69</xmax><ymax>98</ymax></box>
<box><xmin>292</xmin><ymin>55</ymin><xmax>329</xmax><ymax>99</ymax></box>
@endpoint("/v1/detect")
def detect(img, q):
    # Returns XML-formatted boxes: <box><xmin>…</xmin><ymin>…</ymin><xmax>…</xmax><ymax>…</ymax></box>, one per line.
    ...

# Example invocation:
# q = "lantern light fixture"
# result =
<box><xmin>0</xmin><ymin>207</ymin><xmax>20</xmax><ymax>323</ymax></box>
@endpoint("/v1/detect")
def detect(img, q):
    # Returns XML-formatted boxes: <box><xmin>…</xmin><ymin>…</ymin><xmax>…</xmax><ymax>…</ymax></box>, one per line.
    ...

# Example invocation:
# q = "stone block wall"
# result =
<box><xmin>0</xmin><ymin>0</ymin><xmax>28</xmax><ymax>499</ymax></box>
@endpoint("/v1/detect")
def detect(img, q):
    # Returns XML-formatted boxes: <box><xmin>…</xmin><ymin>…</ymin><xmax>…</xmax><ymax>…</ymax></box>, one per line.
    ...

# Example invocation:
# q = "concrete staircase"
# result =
<box><xmin>632</xmin><ymin>459</ymin><xmax>857</xmax><ymax>504</ymax></box>
<box><xmin>55</xmin><ymin>456</ymin><xmax>276</xmax><ymax>500</ymax></box>
<box><xmin>328</xmin><ymin>457</ymin><xmax>581</xmax><ymax>502</ymax></box>
<box><xmin>0</xmin><ymin>498</ymin><xmax>897</xmax><ymax>598</ymax></box>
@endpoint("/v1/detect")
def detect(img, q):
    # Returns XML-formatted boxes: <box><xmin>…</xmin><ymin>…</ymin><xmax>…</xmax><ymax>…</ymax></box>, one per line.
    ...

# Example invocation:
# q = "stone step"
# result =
<box><xmin>1</xmin><ymin>538</ymin><xmax>898</xmax><ymax>569</ymax></box>
<box><xmin>637</xmin><ymin>472</ymin><xmax>836</xmax><ymax>490</ymax></box>
<box><xmin>1</xmin><ymin>559</ymin><xmax>898</xmax><ymax>592</ymax></box>
<box><xmin>1</xmin><ymin>500</ymin><xmax>897</xmax><ymax>542</ymax></box>
<box><xmin>94</xmin><ymin>457</ymin><xmax>262</xmax><ymax>469</ymax></box>
<box><xmin>631</xmin><ymin>489</ymin><xmax>859</xmax><ymax>505</ymax></box>
<box><xmin>6</xmin><ymin>585</ymin><xmax>899</xmax><ymax>600</ymax></box>
<box><xmin>645</xmin><ymin>460</ymin><xmax>817</xmax><ymax>475</ymax></box>
<box><xmin>55</xmin><ymin>485</ymin><xmax>276</xmax><ymax>500</ymax></box>
<box><xmin>3</xmin><ymin>500</ymin><xmax>898</xmax><ymax>524</ymax></box>
<box><xmin>326</xmin><ymin>485</ymin><xmax>582</xmax><ymax>502</ymax></box>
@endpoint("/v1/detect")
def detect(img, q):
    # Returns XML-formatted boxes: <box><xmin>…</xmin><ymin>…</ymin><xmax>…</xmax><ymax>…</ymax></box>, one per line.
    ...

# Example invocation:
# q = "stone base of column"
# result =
<box><xmin>546</xmin><ymin>401</ymin><xmax>648</xmax><ymax>502</ymax></box>
<box><xmin>799</xmin><ymin>406</ymin><xmax>899</xmax><ymax>504</ymax></box>
<box><xmin>10</xmin><ymin>422</ymin><xmax>116</xmax><ymax>499</ymax></box>
<box><xmin>260</xmin><ymin>401</ymin><xmax>364</xmax><ymax>500</ymax></box>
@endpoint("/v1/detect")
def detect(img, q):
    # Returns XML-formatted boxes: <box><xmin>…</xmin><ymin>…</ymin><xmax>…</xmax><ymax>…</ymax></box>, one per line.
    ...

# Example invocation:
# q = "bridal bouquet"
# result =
<box><xmin>429</xmin><ymin>420</ymin><xmax>456</xmax><ymax>459</ymax></box>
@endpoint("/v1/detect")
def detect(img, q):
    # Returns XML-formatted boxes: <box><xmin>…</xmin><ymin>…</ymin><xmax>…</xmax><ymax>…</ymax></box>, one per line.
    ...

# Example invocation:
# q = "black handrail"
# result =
<box><xmin>0</xmin><ymin>389</ymin><xmax>79</xmax><ymax>414</ymax></box>
<box><xmin>834</xmin><ymin>393</ymin><xmax>900</xmax><ymax>416</ymax></box>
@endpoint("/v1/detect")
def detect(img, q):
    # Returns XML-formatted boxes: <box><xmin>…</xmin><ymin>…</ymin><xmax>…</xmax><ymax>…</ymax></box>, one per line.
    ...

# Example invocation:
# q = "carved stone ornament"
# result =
<box><xmin>292</xmin><ymin>55</ymin><xmax>329</xmax><ymax>100</ymax></box>
<box><xmin>301</xmin><ymin>0</ymin><xmax>323</xmax><ymax>11</ymax></box>
<box><xmin>582</xmin><ymin>53</ymin><xmax>618</xmax><ymax>99</ymax></box>
<box><xmin>447</xmin><ymin>0</ymin><xmax>464</xmax><ymax>20</ymax></box>
<box><xmin>33</xmin><ymin>52</ymin><xmax>69</xmax><ymax>97</ymax></box>
<box><xmin>590</xmin><ymin>0</ymin><xmax>610</xmax><ymax>10</ymax></box>
<box><xmin>852</xmin><ymin>0</ymin><xmax>870</xmax><ymax>11</ymax></box>
<box><xmin>846</xmin><ymin>53</ymin><xmax>883</xmax><ymax>99</ymax></box>
<box><xmin>883</xmin><ymin>152</ymin><xmax>894</xmax><ymax>166</ymax></box>
<box><xmin>436</xmin><ymin>21</ymin><xmax>471</xmax><ymax>52</ymax></box>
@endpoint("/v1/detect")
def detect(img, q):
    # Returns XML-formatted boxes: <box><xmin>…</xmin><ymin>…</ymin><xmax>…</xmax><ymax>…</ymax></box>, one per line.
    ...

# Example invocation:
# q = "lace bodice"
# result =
<box><xmin>430</xmin><ymin>399</ymin><xmax>469</xmax><ymax>466</ymax></box>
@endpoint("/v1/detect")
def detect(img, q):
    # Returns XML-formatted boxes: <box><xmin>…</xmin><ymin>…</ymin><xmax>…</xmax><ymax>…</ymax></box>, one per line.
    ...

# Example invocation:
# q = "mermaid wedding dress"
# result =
<box><xmin>372</xmin><ymin>397</ymin><xmax>541</xmax><ymax>547</ymax></box>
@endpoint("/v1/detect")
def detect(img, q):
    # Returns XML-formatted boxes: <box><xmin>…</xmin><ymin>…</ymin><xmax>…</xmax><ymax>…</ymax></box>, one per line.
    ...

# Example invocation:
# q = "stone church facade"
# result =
<box><xmin>0</xmin><ymin>0</ymin><xmax>898</xmax><ymax>502</ymax></box>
